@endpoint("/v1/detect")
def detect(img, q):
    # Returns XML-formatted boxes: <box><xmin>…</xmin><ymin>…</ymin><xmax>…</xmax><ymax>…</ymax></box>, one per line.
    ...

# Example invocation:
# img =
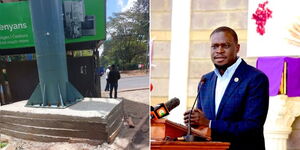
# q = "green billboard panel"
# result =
<box><xmin>0</xmin><ymin>0</ymin><xmax>106</xmax><ymax>50</ymax></box>
<box><xmin>0</xmin><ymin>2</ymin><xmax>34</xmax><ymax>49</ymax></box>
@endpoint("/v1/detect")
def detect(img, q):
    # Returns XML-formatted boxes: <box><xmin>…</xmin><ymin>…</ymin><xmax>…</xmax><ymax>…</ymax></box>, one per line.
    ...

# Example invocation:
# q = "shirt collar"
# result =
<box><xmin>214</xmin><ymin>57</ymin><xmax>242</xmax><ymax>77</ymax></box>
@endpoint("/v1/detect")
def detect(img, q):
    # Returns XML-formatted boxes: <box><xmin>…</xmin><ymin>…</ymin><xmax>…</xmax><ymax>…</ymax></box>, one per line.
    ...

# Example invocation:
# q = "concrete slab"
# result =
<box><xmin>1</xmin><ymin>97</ymin><xmax>121</xmax><ymax>118</ymax></box>
<box><xmin>0</xmin><ymin>98</ymin><xmax>124</xmax><ymax>144</ymax></box>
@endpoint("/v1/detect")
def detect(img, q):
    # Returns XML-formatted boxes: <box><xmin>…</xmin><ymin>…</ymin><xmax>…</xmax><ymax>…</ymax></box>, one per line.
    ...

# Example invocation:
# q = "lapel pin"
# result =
<box><xmin>234</xmin><ymin>77</ymin><xmax>239</xmax><ymax>82</ymax></box>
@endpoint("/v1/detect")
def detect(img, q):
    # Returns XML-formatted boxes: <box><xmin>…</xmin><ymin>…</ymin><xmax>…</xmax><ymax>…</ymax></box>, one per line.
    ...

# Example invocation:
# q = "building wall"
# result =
<box><xmin>150</xmin><ymin>0</ymin><xmax>254</xmax><ymax>108</ymax></box>
<box><xmin>150</xmin><ymin>1</ymin><xmax>300</xmax><ymax>149</ymax></box>
<box><xmin>150</xmin><ymin>0</ymin><xmax>172</xmax><ymax>105</ymax></box>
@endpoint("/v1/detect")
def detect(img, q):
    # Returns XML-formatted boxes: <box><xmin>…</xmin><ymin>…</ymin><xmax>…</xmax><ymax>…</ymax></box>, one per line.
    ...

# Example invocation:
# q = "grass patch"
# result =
<box><xmin>0</xmin><ymin>142</ymin><xmax>8</xmax><ymax>148</ymax></box>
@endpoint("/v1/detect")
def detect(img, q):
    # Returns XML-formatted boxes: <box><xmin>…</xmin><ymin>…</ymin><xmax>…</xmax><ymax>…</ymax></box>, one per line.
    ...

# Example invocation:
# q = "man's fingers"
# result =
<box><xmin>184</xmin><ymin>109</ymin><xmax>191</xmax><ymax>114</ymax></box>
<box><xmin>195</xmin><ymin>109</ymin><xmax>205</xmax><ymax>114</ymax></box>
<box><xmin>184</xmin><ymin>120</ymin><xmax>189</xmax><ymax>124</ymax></box>
<box><xmin>184</xmin><ymin>109</ymin><xmax>206</xmax><ymax>126</ymax></box>
<box><xmin>190</xmin><ymin>118</ymin><xmax>199</xmax><ymax>122</ymax></box>
<box><xmin>194</xmin><ymin>108</ymin><xmax>201</xmax><ymax>112</ymax></box>
<box><xmin>184</xmin><ymin>114</ymin><xmax>191</xmax><ymax>120</ymax></box>
<box><xmin>190</xmin><ymin>121</ymin><xmax>198</xmax><ymax>126</ymax></box>
<box><xmin>190</xmin><ymin>114</ymin><xmax>199</xmax><ymax>118</ymax></box>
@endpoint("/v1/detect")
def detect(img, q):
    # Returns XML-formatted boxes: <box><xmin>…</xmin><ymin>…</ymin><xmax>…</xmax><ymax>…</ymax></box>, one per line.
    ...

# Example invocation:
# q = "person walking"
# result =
<box><xmin>0</xmin><ymin>69</ymin><xmax>5</xmax><ymax>105</ymax></box>
<box><xmin>1</xmin><ymin>69</ymin><xmax>11</xmax><ymax>105</ymax></box>
<box><xmin>108</xmin><ymin>64</ymin><xmax>120</xmax><ymax>98</ymax></box>
<box><xmin>104</xmin><ymin>65</ymin><xmax>111</xmax><ymax>91</ymax></box>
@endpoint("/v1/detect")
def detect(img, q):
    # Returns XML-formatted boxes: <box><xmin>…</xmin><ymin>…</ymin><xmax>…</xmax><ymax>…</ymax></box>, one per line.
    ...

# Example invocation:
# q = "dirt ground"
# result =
<box><xmin>0</xmin><ymin>70</ymin><xmax>150</xmax><ymax>150</ymax></box>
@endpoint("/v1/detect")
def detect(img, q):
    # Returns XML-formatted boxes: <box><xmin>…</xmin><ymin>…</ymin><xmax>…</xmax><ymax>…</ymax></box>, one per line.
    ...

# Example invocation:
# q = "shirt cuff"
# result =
<box><xmin>209</xmin><ymin>120</ymin><xmax>211</xmax><ymax>128</ymax></box>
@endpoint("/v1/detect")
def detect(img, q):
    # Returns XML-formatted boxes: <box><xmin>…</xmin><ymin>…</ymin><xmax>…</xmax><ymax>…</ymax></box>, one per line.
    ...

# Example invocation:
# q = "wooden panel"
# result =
<box><xmin>151</xmin><ymin>119</ymin><xmax>211</xmax><ymax>141</ymax></box>
<box><xmin>151</xmin><ymin>141</ymin><xmax>230</xmax><ymax>150</ymax></box>
<box><xmin>151</xmin><ymin>124</ymin><xmax>166</xmax><ymax>140</ymax></box>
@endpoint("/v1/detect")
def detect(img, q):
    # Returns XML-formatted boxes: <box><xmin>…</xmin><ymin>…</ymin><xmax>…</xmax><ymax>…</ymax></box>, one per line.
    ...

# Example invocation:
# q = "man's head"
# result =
<box><xmin>111</xmin><ymin>64</ymin><xmax>116</xmax><ymax>70</ymax></box>
<box><xmin>210</xmin><ymin>26</ymin><xmax>240</xmax><ymax>71</ymax></box>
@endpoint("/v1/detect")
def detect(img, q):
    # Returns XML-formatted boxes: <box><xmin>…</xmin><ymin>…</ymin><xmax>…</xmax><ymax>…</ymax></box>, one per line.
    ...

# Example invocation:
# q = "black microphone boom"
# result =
<box><xmin>185</xmin><ymin>77</ymin><xmax>206</xmax><ymax>142</ymax></box>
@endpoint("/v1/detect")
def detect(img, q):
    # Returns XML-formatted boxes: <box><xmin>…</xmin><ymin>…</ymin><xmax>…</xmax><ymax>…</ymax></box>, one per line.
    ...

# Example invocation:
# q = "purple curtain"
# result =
<box><xmin>256</xmin><ymin>57</ymin><xmax>300</xmax><ymax>97</ymax></box>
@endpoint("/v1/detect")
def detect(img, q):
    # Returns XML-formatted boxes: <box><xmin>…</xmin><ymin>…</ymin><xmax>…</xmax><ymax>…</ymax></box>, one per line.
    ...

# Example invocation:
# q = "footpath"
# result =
<box><xmin>0</xmin><ymin>70</ymin><xmax>150</xmax><ymax>150</ymax></box>
<box><xmin>99</xmin><ymin>89</ymin><xmax>149</xmax><ymax>150</ymax></box>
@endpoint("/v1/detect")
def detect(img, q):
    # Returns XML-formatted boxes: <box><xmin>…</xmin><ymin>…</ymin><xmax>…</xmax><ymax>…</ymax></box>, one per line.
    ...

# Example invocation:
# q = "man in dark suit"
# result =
<box><xmin>184</xmin><ymin>26</ymin><xmax>269</xmax><ymax>150</ymax></box>
<box><xmin>108</xmin><ymin>64</ymin><xmax>121</xmax><ymax>98</ymax></box>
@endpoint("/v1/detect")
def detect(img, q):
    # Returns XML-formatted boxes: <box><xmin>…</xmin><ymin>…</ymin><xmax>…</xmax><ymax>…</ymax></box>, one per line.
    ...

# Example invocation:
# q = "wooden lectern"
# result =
<box><xmin>151</xmin><ymin>141</ymin><xmax>231</xmax><ymax>150</ymax></box>
<box><xmin>151</xmin><ymin>119</ymin><xmax>230</xmax><ymax>150</ymax></box>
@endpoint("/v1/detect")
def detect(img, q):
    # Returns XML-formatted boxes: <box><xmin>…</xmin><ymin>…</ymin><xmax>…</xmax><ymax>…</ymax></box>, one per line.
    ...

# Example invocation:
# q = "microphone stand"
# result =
<box><xmin>184</xmin><ymin>91</ymin><xmax>200</xmax><ymax>142</ymax></box>
<box><xmin>185</xmin><ymin>78</ymin><xmax>205</xmax><ymax>142</ymax></box>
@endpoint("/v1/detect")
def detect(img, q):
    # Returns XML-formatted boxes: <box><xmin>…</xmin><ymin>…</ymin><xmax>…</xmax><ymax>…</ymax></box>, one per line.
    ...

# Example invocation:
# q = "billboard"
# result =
<box><xmin>0</xmin><ymin>0</ymin><xmax>106</xmax><ymax>50</ymax></box>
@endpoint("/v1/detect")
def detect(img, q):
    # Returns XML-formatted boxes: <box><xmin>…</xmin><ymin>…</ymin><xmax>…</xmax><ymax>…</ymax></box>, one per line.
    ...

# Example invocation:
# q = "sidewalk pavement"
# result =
<box><xmin>1</xmin><ymin>88</ymin><xmax>150</xmax><ymax>150</ymax></box>
<box><xmin>100</xmin><ymin>88</ymin><xmax>149</xmax><ymax>149</ymax></box>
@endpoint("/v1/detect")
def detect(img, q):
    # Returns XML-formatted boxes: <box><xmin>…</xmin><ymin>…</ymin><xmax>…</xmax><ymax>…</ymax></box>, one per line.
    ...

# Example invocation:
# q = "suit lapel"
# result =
<box><xmin>215</xmin><ymin>61</ymin><xmax>246</xmax><ymax>119</ymax></box>
<box><xmin>209</xmin><ymin>74</ymin><xmax>217</xmax><ymax>119</ymax></box>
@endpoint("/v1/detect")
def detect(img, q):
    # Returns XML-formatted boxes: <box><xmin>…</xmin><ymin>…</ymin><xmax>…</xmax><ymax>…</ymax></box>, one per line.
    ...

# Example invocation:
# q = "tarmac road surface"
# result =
<box><xmin>100</xmin><ymin>75</ymin><xmax>149</xmax><ymax>91</ymax></box>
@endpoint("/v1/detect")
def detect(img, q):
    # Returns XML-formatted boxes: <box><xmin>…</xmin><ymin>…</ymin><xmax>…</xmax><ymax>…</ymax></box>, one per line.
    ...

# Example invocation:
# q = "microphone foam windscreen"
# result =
<box><xmin>165</xmin><ymin>97</ymin><xmax>180</xmax><ymax>112</ymax></box>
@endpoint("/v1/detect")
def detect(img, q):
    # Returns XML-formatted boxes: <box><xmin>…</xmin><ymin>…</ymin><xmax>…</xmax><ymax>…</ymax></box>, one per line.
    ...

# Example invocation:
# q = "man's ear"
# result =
<box><xmin>236</xmin><ymin>44</ymin><xmax>240</xmax><ymax>53</ymax></box>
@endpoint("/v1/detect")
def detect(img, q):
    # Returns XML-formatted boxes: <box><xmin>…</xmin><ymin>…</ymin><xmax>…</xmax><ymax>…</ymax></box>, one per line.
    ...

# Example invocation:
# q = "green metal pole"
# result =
<box><xmin>26</xmin><ymin>0</ymin><xmax>83</xmax><ymax>108</ymax></box>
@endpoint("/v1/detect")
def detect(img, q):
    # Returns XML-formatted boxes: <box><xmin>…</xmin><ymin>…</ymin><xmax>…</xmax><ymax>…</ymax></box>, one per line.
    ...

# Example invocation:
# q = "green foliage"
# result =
<box><xmin>73</xmin><ymin>50</ymin><xmax>93</xmax><ymax>57</ymax></box>
<box><xmin>0</xmin><ymin>54</ymin><xmax>30</xmax><ymax>62</ymax></box>
<box><xmin>0</xmin><ymin>142</ymin><xmax>8</xmax><ymax>148</ymax></box>
<box><xmin>101</xmin><ymin>0</ymin><xmax>149</xmax><ymax>70</ymax></box>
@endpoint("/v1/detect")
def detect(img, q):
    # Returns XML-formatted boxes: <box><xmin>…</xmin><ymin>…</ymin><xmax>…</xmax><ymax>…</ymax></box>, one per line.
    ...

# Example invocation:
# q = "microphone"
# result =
<box><xmin>151</xmin><ymin>97</ymin><xmax>180</xmax><ymax>120</ymax></box>
<box><xmin>185</xmin><ymin>77</ymin><xmax>206</xmax><ymax>142</ymax></box>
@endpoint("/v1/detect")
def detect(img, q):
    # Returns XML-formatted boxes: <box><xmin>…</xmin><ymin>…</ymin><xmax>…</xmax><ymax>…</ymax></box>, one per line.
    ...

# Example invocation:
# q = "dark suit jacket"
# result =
<box><xmin>108</xmin><ymin>69</ymin><xmax>120</xmax><ymax>84</ymax></box>
<box><xmin>197</xmin><ymin>60</ymin><xmax>269</xmax><ymax>150</ymax></box>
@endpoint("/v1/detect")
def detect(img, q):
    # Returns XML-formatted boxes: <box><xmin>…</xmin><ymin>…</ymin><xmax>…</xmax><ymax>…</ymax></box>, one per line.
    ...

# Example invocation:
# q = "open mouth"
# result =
<box><xmin>214</xmin><ymin>56</ymin><xmax>226</xmax><ymax>62</ymax></box>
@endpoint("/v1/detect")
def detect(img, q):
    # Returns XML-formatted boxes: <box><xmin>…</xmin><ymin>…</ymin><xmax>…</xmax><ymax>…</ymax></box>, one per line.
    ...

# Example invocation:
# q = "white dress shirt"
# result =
<box><xmin>105</xmin><ymin>68</ymin><xmax>110</xmax><ymax>79</ymax></box>
<box><xmin>213</xmin><ymin>57</ymin><xmax>242</xmax><ymax>115</ymax></box>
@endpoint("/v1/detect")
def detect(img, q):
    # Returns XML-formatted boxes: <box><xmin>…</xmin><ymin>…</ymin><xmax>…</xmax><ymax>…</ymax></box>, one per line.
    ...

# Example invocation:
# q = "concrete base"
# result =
<box><xmin>0</xmin><ymin>98</ymin><xmax>123</xmax><ymax>145</ymax></box>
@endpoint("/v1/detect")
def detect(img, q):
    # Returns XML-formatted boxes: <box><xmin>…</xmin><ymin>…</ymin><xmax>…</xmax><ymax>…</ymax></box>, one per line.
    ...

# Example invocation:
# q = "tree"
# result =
<box><xmin>101</xmin><ymin>0</ymin><xmax>149</xmax><ymax>70</ymax></box>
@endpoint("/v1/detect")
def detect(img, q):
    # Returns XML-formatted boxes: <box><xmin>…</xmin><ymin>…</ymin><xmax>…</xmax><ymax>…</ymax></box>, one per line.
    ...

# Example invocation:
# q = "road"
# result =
<box><xmin>100</xmin><ymin>75</ymin><xmax>149</xmax><ymax>91</ymax></box>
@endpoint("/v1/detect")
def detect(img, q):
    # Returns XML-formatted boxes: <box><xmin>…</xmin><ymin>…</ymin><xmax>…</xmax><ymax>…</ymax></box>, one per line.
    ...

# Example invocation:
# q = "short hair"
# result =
<box><xmin>111</xmin><ymin>64</ymin><xmax>116</xmax><ymax>69</ymax></box>
<box><xmin>210</xmin><ymin>26</ymin><xmax>239</xmax><ymax>44</ymax></box>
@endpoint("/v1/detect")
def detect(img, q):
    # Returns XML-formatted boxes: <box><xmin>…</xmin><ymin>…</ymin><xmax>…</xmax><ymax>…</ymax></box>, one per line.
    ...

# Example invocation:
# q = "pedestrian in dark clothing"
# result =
<box><xmin>108</xmin><ymin>65</ymin><xmax>121</xmax><ymax>98</ymax></box>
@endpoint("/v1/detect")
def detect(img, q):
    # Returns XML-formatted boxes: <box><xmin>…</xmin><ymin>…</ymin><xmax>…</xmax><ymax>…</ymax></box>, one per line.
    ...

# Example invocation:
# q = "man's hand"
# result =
<box><xmin>183</xmin><ymin>109</ymin><xmax>210</xmax><ymax>127</ymax></box>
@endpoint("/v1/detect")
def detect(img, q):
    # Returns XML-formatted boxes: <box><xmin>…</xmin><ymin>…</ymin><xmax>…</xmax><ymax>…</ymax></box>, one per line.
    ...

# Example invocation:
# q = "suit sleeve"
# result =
<box><xmin>196</xmin><ymin>75</ymin><xmax>208</xmax><ymax>110</ymax></box>
<box><xmin>211</xmin><ymin>73</ymin><xmax>269</xmax><ymax>139</ymax></box>
<box><xmin>196</xmin><ymin>82</ymin><xmax>202</xmax><ymax>110</ymax></box>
